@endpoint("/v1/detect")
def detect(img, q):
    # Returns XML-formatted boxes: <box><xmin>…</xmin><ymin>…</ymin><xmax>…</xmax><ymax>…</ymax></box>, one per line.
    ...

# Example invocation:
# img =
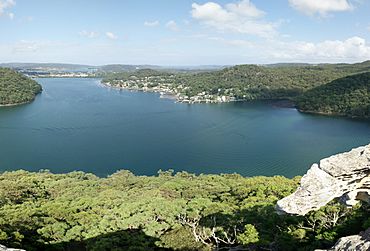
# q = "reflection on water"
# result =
<box><xmin>0</xmin><ymin>78</ymin><xmax>369</xmax><ymax>178</ymax></box>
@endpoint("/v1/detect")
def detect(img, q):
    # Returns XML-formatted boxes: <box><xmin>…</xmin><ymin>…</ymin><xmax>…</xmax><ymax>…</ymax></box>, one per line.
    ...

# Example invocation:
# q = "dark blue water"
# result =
<box><xmin>0</xmin><ymin>78</ymin><xmax>370</xmax><ymax>177</ymax></box>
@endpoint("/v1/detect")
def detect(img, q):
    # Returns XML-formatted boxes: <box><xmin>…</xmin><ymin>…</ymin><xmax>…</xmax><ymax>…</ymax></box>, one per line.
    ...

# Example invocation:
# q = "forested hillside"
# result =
<box><xmin>181</xmin><ymin>61</ymin><xmax>370</xmax><ymax>100</ymax></box>
<box><xmin>296</xmin><ymin>72</ymin><xmax>370</xmax><ymax>118</ymax></box>
<box><xmin>103</xmin><ymin>64</ymin><xmax>349</xmax><ymax>99</ymax></box>
<box><xmin>0</xmin><ymin>170</ymin><xmax>369</xmax><ymax>251</ymax></box>
<box><xmin>0</xmin><ymin>68</ymin><xmax>42</xmax><ymax>105</ymax></box>
<box><xmin>103</xmin><ymin>61</ymin><xmax>370</xmax><ymax>117</ymax></box>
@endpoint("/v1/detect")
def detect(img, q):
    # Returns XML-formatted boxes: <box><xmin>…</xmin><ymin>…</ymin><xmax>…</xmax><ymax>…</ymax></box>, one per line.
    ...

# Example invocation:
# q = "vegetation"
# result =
<box><xmin>0</xmin><ymin>68</ymin><xmax>42</xmax><ymax>105</ymax></box>
<box><xmin>103</xmin><ymin>61</ymin><xmax>370</xmax><ymax>117</ymax></box>
<box><xmin>296</xmin><ymin>72</ymin><xmax>370</xmax><ymax>118</ymax></box>
<box><xmin>103</xmin><ymin>69</ymin><xmax>174</xmax><ymax>82</ymax></box>
<box><xmin>0</xmin><ymin>170</ymin><xmax>369</xmax><ymax>251</ymax></box>
<box><xmin>103</xmin><ymin>65</ymin><xmax>347</xmax><ymax>99</ymax></box>
<box><xmin>171</xmin><ymin>64</ymin><xmax>348</xmax><ymax>99</ymax></box>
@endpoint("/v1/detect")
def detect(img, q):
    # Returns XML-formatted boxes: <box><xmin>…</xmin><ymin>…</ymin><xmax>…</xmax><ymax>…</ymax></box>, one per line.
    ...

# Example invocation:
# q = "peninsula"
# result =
<box><xmin>0</xmin><ymin>68</ymin><xmax>42</xmax><ymax>106</ymax></box>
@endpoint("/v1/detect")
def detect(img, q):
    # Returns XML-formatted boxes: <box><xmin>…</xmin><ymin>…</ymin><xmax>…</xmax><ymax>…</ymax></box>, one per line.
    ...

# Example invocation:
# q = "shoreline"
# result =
<box><xmin>102</xmin><ymin>81</ymin><xmax>239</xmax><ymax>104</ymax></box>
<box><xmin>101</xmin><ymin>80</ymin><xmax>369</xmax><ymax>119</ymax></box>
<box><xmin>297</xmin><ymin>109</ymin><xmax>370</xmax><ymax>120</ymax></box>
<box><xmin>0</xmin><ymin>100</ymin><xmax>33</xmax><ymax>107</ymax></box>
<box><xmin>101</xmin><ymin>81</ymin><xmax>298</xmax><ymax>106</ymax></box>
<box><xmin>0</xmin><ymin>91</ymin><xmax>41</xmax><ymax>108</ymax></box>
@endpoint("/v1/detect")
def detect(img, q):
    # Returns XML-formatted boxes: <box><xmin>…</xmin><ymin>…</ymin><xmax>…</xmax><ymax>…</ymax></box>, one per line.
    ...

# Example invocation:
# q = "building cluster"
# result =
<box><xmin>105</xmin><ymin>75</ymin><xmax>236</xmax><ymax>104</ymax></box>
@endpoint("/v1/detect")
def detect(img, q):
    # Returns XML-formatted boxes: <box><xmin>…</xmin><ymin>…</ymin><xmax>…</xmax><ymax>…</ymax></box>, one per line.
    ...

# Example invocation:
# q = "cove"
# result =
<box><xmin>1</xmin><ymin>78</ymin><xmax>370</xmax><ymax>178</ymax></box>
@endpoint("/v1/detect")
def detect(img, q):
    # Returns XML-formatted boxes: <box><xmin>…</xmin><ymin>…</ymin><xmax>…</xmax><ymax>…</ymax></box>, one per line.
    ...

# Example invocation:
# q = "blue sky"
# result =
<box><xmin>0</xmin><ymin>0</ymin><xmax>370</xmax><ymax>65</ymax></box>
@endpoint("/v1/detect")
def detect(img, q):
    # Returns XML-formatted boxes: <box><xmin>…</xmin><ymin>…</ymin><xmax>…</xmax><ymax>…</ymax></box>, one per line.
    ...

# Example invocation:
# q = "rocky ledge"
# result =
<box><xmin>0</xmin><ymin>245</ymin><xmax>25</xmax><ymax>251</ymax></box>
<box><xmin>276</xmin><ymin>144</ymin><xmax>370</xmax><ymax>251</ymax></box>
<box><xmin>276</xmin><ymin>144</ymin><xmax>370</xmax><ymax>215</ymax></box>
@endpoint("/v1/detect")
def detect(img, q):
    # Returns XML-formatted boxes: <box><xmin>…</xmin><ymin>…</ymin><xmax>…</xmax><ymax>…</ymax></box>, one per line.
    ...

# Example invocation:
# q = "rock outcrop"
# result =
<box><xmin>0</xmin><ymin>245</ymin><xmax>25</xmax><ymax>251</ymax></box>
<box><xmin>315</xmin><ymin>228</ymin><xmax>370</xmax><ymax>251</ymax></box>
<box><xmin>276</xmin><ymin>144</ymin><xmax>370</xmax><ymax>215</ymax></box>
<box><xmin>276</xmin><ymin>144</ymin><xmax>370</xmax><ymax>251</ymax></box>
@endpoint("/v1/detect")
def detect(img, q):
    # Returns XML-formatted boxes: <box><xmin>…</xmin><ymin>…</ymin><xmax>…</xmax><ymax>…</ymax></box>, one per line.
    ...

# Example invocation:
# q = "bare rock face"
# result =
<box><xmin>276</xmin><ymin>144</ymin><xmax>370</xmax><ymax>251</ymax></box>
<box><xmin>276</xmin><ymin>144</ymin><xmax>370</xmax><ymax>215</ymax></box>
<box><xmin>0</xmin><ymin>245</ymin><xmax>25</xmax><ymax>251</ymax></box>
<box><xmin>316</xmin><ymin>228</ymin><xmax>370</xmax><ymax>251</ymax></box>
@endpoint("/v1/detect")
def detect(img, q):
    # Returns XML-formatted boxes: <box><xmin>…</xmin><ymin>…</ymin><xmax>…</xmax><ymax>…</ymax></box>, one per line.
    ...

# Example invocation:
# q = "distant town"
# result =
<box><xmin>16</xmin><ymin>67</ymin><xmax>99</xmax><ymax>78</ymax></box>
<box><xmin>103</xmin><ymin>76</ymin><xmax>236</xmax><ymax>104</ymax></box>
<box><xmin>0</xmin><ymin>63</ymin><xmax>225</xmax><ymax>78</ymax></box>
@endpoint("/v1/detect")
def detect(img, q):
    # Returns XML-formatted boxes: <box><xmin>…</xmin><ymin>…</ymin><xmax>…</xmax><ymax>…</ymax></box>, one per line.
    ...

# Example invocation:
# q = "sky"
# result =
<box><xmin>0</xmin><ymin>0</ymin><xmax>370</xmax><ymax>65</ymax></box>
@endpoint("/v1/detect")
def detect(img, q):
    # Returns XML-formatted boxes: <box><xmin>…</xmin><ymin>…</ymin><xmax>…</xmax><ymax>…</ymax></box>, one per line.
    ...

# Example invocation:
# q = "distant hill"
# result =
<box><xmin>0</xmin><ymin>63</ymin><xmax>226</xmax><ymax>74</ymax></box>
<box><xmin>331</xmin><ymin>60</ymin><xmax>370</xmax><ymax>73</ymax></box>
<box><xmin>296</xmin><ymin>72</ymin><xmax>370</xmax><ymax>118</ymax></box>
<box><xmin>0</xmin><ymin>63</ymin><xmax>92</xmax><ymax>71</ymax></box>
<box><xmin>98</xmin><ymin>64</ymin><xmax>164</xmax><ymax>72</ymax></box>
<box><xmin>266</xmin><ymin>60</ymin><xmax>370</xmax><ymax>72</ymax></box>
<box><xmin>3</xmin><ymin>61</ymin><xmax>370</xmax><ymax>74</ymax></box>
<box><xmin>103</xmin><ymin>60</ymin><xmax>370</xmax><ymax>117</ymax></box>
<box><xmin>266</xmin><ymin>63</ymin><xmax>313</xmax><ymax>68</ymax></box>
<box><xmin>3</xmin><ymin>60</ymin><xmax>370</xmax><ymax>117</ymax></box>
<box><xmin>0</xmin><ymin>68</ymin><xmax>42</xmax><ymax>106</ymax></box>
<box><xmin>168</xmin><ymin>63</ymin><xmax>352</xmax><ymax>98</ymax></box>
<box><xmin>174</xmin><ymin>61</ymin><xmax>370</xmax><ymax>103</ymax></box>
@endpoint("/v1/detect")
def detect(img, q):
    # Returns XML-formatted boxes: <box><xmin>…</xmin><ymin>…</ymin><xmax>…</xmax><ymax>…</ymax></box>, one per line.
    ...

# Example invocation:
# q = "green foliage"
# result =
<box><xmin>103</xmin><ymin>64</ymin><xmax>349</xmax><ymax>100</ymax></box>
<box><xmin>103</xmin><ymin>69</ymin><xmax>174</xmax><ymax>83</ymax></box>
<box><xmin>296</xmin><ymin>72</ymin><xmax>370</xmax><ymax>118</ymax></box>
<box><xmin>0</xmin><ymin>170</ymin><xmax>368</xmax><ymax>250</ymax></box>
<box><xmin>102</xmin><ymin>61</ymin><xmax>370</xmax><ymax>118</ymax></box>
<box><xmin>0</xmin><ymin>68</ymin><xmax>42</xmax><ymax>105</ymax></box>
<box><xmin>172</xmin><ymin>64</ymin><xmax>347</xmax><ymax>99</ymax></box>
<box><xmin>237</xmin><ymin>224</ymin><xmax>259</xmax><ymax>245</ymax></box>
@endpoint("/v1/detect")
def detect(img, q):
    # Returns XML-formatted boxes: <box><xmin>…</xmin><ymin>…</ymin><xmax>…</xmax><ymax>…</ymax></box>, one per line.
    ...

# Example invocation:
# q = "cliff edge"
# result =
<box><xmin>276</xmin><ymin>144</ymin><xmax>370</xmax><ymax>215</ymax></box>
<box><xmin>276</xmin><ymin>144</ymin><xmax>370</xmax><ymax>251</ymax></box>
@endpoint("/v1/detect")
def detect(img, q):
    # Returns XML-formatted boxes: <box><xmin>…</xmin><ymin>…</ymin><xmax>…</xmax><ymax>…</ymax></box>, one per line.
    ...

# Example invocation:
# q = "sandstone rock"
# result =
<box><xmin>316</xmin><ymin>228</ymin><xmax>370</xmax><ymax>251</ymax></box>
<box><xmin>276</xmin><ymin>144</ymin><xmax>370</xmax><ymax>251</ymax></box>
<box><xmin>276</xmin><ymin>144</ymin><xmax>370</xmax><ymax>215</ymax></box>
<box><xmin>0</xmin><ymin>245</ymin><xmax>25</xmax><ymax>251</ymax></box>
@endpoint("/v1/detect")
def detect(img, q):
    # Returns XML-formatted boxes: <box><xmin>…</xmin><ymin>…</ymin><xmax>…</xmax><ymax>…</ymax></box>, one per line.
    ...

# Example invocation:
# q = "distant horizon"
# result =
<box><xmin>1</xmin><ymin>59</ymin><xmax>369</xmax><ymax>68</ymax></box>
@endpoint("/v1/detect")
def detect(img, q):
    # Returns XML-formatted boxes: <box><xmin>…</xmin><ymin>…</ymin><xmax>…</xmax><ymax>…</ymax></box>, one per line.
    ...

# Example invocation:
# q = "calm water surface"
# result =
<box><xmin>1</xmin><ymin>78</ymin><xmax>370</xmax><ymax>177</ymax></box>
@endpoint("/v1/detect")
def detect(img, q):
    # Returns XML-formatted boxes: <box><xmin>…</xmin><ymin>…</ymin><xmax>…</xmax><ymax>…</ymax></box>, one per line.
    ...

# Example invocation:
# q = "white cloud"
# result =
<box><xmin>144</xmin><ymin>20</ymin><xmax>159</xmax><ymax>27</ymax></box>
<box><xmin>202</xmin><ymin>35</ymin><xmax>370</xmax><ymax>63</ymax></box>
<box><xmin>0</xmin><ymin>40</ymin><xmax>105</xmax><ymax>64</ymax></box>
<box><xmin>79</xmin><ymin>30</ymin><xmax>99</xmax><ymax>38</ymax></box>
<box><xmin>166</xmin><ymin>20</ymin><xmax>179</xmax><ymax>31</ymax></box>
<box><xmin>207</xmin><ymin>36</ymin><xmax>255</xmax><ymax>47</ymax></box>
<box><xmin>12</xmin><ymin>40</ymin><xmax>40</xmax><ymax>53</ymax></box>
<box><xmin>0</xmin><ymin>0</ymin><xmax>15</xmax><ymax>18</ymax></box>
<box><xmin>268</xmin><ymin>36</ymin><xmax>370</xmax><ymax>62</ymax></box>
<box><xmin>225</xmin><ymin>0</ymin><xmax>265</xmax><ymax>18</ymax></box>
<box><xmin>11</xmin><ymin>40</ymin><xmax>74</xmax><ymax>54</ymax></box>
<box><xmin>1</xmin><ymin>36</ymin><xmax>369</xmax><ymax>65</ymax></box>
<box><xmin>191</xmin><ymin>0</ymin><xmax>277</xmax><ymax>38</ymax></box>
<box><xmin>227</xmin><ymin>39</ymin><xmax>255</xmax><ymax>47</ymax></box>
<box><xmin>289</xmin><ymin>0</ymin><xmax>353</xmax><ymax>16</ymax></box>
<box><xmin>105</xmin><ymin>32</ymin><xmax>117</xmax><ymax>40</ymax></box>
